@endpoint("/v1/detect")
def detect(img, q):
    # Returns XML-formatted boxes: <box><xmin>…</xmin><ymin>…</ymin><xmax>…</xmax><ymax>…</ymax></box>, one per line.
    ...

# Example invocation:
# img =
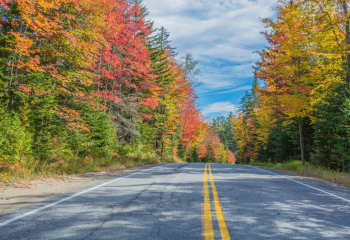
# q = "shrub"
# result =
<box><xmin>0</xmin><ymin>111</ymin><xmax>32</xmax><ymax>165</ymax></box>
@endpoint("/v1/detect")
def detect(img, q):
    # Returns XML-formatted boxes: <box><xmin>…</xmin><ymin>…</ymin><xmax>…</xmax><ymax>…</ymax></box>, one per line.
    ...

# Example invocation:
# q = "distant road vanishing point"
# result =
<box><xmin>1</xmin><ymin>163</ymin><xmax>350</xmax><ymax>239</ymax></box>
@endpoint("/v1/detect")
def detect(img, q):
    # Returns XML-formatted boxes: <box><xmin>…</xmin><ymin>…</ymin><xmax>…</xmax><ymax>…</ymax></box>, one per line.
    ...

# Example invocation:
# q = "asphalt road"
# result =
<box><xmin>1</xmin><ymin>163</ymin><xmax>350</xmax><ymax>239</ymax></box>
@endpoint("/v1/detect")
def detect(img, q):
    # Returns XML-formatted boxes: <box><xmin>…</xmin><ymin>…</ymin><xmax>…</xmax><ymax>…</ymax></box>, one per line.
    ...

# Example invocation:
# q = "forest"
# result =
<box><xmin>231</xmin><ymin>0</ymin><xmax>350</xmax><ymax>172</ymax></box>
<box><xmin>0</xmin><ymin>0</ymin><xmax>235</xmax><ymax>180</ymax></box>
<box><xmin>4</xmin><ymin>0</ymin><xmax>350</xmax><ymax>181</ymax></box>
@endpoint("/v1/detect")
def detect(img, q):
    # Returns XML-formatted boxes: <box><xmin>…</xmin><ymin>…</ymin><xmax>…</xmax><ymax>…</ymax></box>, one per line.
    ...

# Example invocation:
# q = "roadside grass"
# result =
<box><xmin>250</xmin><ymin>161</ymin><xmax>350</xmax><ymax>187</ymax></box>
<box><xmin>0</xmin><ymin>153</ymin><xmax>183</xmax><ymax>185</ymax></box>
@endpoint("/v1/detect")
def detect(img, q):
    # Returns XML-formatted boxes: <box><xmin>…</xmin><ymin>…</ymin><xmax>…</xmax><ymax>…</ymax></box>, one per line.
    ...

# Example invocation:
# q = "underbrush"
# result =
<box><xmin>0</xmin><ymin>153</ymin><xmax>183</xmax><ymax>184</ymax></box>
<box><xmin>250</xmin><ymin>161</ymin><xmax>350</xmax><ymax>187</ymax></box>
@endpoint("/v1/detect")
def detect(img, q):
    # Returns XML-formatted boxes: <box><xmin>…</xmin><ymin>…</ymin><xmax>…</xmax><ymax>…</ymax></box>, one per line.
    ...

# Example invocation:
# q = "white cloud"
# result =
<box><xmin>143</xmin><ymin>0</ymin><xmax>277</xmax><ymax>116</ymax></box>
<box><xmin>144</xmin><ymin>0</ymin><xmax>277</xmax><ymax>56</ymax></box>
<box><xmin>216</xmin><ymin>85</ymin><xmax>252</xmax><ymax>94</ymax></box>
<box><xmin>197</xmin><ymin>63</ymin><xmax>255</xmax><ymax>91</ymax></box>
<box><xmin>143</xmin><ymin>0</ymin><xmax>277</xmax><ymax>92</ymax></box>
<box><xmin>202</xmin><ymin>101</ymin><xmax>237</xmax><ymax>115</ymax></box>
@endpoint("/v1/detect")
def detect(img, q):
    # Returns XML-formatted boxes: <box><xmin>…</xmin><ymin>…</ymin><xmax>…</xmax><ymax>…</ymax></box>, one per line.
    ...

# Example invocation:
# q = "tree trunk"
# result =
<box><xmin>299</xmin><ymin>117</ymin><xmax>305</xmax><ymax>165</ymax></box>
<box><xmin>343</xmin><ymin>1</ymin><xmax>350</xmax><ymax>89</ymax></box>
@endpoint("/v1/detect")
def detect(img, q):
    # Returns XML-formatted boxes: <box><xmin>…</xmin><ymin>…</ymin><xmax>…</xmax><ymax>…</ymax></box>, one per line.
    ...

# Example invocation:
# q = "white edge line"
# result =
<box><xmin>249</xmin><ymin>165</ymin><xmax>350</xmax><ymax>204</ymax></box>
<box><xmin>0</xmin><ymin>165</ymin><xmax>160</xmax><ymax>228</ymax></box>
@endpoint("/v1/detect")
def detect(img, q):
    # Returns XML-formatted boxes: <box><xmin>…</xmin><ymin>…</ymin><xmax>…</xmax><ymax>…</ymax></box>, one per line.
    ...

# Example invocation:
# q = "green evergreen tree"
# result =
<box><xmin>146</xmin><ymin>27</ymin><xmax>176</xmax><ymax>155</ymax></box>
<box><xmin>312</xmin><ymin>85</ymin><xmax>350</xmax><ymax>171</ymax></box>
<box><xmin>190</xmin><ymin>148</ymin><xmax>199</xmax><ymax>162</ymax></box>
<box><xmin>147</xmin><ymin>28</ymin><xmax>173</xmax><ymax>86</ymax></box>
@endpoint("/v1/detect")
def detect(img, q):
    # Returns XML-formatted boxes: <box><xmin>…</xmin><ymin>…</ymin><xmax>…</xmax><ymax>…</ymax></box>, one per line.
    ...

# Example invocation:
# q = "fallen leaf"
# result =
<box><xmin>277</xmin><ymin>213</ymin><xmax>280</xmax><ymax>215</ymax></box>
<box><xmin>5</xmin><ymin>198</ymin><xmax>9</xmax><ymax>200</ymax></box>
<box><xmin>1</xmin><ymin>197</ymin><xmax>4</xmax><ymax>199</ymax></box>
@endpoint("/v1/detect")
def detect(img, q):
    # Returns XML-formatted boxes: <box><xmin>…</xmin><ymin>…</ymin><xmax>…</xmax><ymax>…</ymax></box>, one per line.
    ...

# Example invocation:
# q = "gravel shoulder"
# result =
<box><xmin>0</xmin><ymin>164</ymin><xmax>161</xmax><ymax>216</ymax></box>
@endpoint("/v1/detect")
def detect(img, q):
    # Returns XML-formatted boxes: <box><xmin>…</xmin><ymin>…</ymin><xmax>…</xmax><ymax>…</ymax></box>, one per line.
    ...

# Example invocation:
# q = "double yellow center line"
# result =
<box><xmin>203</xmin><ymin>163</ymin><xmax>231</xmax><ymax>240</ymax></box>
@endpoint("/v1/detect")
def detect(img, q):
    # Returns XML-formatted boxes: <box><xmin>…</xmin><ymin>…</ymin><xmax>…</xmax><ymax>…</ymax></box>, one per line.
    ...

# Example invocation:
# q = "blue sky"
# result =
<box><xmin>143</xmin><ymin>0</ymin><xmax>278</xmax><ymax>118</ymax></box>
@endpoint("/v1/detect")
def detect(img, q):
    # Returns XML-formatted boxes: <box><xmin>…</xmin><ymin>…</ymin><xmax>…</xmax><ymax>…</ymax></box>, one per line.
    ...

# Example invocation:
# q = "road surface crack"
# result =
<box><xmin>82</xmin><ymin>182</ymin><xmax>155</xmax><ymax>239</ymax></box>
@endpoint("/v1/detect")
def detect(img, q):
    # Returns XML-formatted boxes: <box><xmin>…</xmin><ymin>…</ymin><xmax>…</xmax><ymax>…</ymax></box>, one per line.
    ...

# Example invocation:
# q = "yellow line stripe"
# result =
<box><xmin>209</xmin><ymin>163</ymin><xmax>231</xmax><ymax>240</ymax></box>
<box><xmin>203</xmin><ymin>163</ymin><xmax>214</xmax><ymax>240</ymax></box>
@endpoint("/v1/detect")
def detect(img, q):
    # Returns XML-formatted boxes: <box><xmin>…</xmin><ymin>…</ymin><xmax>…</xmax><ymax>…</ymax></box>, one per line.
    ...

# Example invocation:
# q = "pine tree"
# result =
<box><xmin>146</xmin><ymin>27</ymin><xmax>176</xmax><ymax>155</ymax></box>
<box><xmin>312</xmin><ymin>84</ymin><xmax>350</xmax><ymax>171</ymax></box>
<box><xmin>191</xmin><ymin>147</ymin><xmax>199</xmax><ymax>162</ymax></box>
<box><xmin>148</xmin><ymin>28</ymin><xmax>173</xmax><ymax>86</ymax></box>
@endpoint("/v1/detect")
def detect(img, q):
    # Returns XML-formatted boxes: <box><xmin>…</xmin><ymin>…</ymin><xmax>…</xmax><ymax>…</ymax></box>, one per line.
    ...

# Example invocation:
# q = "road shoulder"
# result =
<box><xmin>253</xmin><ymin>166</ymin><xmax>350</xmax><ymax>199</ymax></box>
<box><xmin>0</xmin><ymin>164</ymin><xmax>162</xmax><ymax>216</ymax></box>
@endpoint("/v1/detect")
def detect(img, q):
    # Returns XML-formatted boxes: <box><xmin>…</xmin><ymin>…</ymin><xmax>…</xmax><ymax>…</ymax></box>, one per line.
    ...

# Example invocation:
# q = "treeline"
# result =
<box><xmin>0</xmin><ymin>0</ymin><xmax>234</xmax><ymax>175</ymax></box>
<box><xmin>232</xmin><ymin>0</ymin><xmax>350</xmax><ymax>171</ymax></box>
